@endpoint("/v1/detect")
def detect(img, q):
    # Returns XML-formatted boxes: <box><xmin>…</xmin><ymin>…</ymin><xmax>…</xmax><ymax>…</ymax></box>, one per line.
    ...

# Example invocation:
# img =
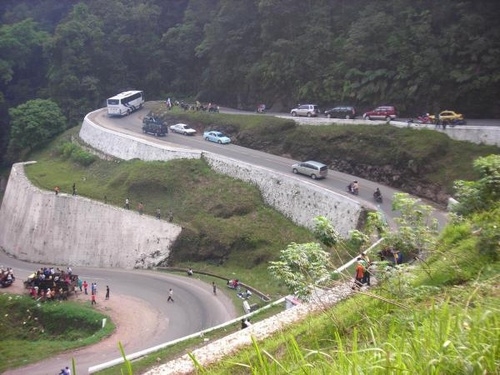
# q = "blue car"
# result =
<box><xmin>203</xmin><ymin>131</ymin><xmax>231</xmax><ymax>144</ymax></box>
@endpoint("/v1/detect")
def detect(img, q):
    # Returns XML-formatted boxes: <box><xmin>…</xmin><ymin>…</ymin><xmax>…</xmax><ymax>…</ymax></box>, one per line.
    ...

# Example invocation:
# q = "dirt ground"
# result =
<box><xmin>2</xmin><ymin>280</ymin><xmax>164</xmax><ymax>375</ymax></box>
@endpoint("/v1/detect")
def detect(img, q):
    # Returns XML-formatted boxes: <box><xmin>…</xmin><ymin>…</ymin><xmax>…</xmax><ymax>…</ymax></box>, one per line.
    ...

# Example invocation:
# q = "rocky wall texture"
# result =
<box><xmin>203</xmin><ymin>153</ymin><xmax>362</xmax><ymax>236</ymax></box>
<box><xmin>0</xmin><ymin>162</ymin><xmax>181</xmax><ymax>269</ymax></box>
<box><xmin>80</xmin><ymin>111</ymin><xmax>364</xmax><ymax>236</ymax></box>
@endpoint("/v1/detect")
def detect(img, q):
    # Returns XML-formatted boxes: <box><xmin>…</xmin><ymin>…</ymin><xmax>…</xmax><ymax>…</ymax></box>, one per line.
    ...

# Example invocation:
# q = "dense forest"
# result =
<box><xmin>1</xmin><ymin>0</ymin><xmax>499</xmax><ymax>167</ymax></box>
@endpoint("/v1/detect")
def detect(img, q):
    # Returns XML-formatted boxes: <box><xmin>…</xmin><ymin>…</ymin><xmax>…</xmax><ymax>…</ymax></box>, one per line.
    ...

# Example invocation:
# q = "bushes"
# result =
<box><xmin>55</xmin><ymin>141</ymin><xmax>97</xmax><ymax>166</ymax></box>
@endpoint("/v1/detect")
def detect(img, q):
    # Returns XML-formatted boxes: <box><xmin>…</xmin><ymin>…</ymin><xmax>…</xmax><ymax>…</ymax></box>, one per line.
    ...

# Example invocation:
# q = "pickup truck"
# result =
<box><xmin>142</xmin><ymin>115</ymin><xmax>168</xmax><ymax>136</ymax></box>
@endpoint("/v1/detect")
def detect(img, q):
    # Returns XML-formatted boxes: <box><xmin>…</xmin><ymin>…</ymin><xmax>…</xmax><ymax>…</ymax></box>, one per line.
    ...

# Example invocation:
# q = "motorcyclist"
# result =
<box><xmin>373</xmin><ymin>187</ymin><xmax>382</xmax><ymax>202</ymax></box>
<box><xmin>348</xmin><ymin>181</ymin><xmax>359</xmax><ymax>195</ymax></box>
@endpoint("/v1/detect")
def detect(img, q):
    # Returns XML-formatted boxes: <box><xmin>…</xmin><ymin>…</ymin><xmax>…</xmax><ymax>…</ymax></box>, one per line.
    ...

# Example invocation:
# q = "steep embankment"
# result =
<box><xmin>155</xmin><ymin>107</ymin><xmax>500</xmax><ymax>206</ymax></box>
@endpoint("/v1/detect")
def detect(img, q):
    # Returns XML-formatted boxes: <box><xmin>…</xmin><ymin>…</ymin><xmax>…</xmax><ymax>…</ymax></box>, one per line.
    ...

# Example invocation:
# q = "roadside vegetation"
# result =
<box><xmin>0</xmin><ymin>294</ymin><xmax>114</xmax><ymax>373</ymax></box>
<box><xmin>194</xmin><ymin>155</ymin><xmax>500</xmax><ymax>374</ymax></box>
<box><xmin>4</xmin><ymin>109</ymin><xmax>499</xmax><ymax>373</ymax></box>
<box><xmin>148</xmin><ymin>103</ymin><xmax>499</xmax><ymax>203</ymax></box>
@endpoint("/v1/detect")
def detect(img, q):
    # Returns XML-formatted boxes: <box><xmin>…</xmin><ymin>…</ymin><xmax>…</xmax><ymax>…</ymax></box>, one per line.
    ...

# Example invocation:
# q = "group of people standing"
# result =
<box><xmin>81</xmin><ymin>280</ymin><xmax>110</xmax><ymax>305</ymax></box>
<box><xmin>26</xmin><ymin>266</ymin><xmax>77</xmax><ymax>301</ymax></box>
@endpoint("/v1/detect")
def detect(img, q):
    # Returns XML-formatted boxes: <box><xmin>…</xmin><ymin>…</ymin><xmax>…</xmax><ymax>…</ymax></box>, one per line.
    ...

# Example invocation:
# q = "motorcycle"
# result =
<box><xmin>347</xmin><ymin>183</ymin><xmax>359</xmax><ymax>195</ymax></box>
<box><xmin>373</xmin><ymin>191</ymin><xmax>383</xmax><ymax>203</ymax></box>
<box><xmin>0</xmin><ymin>275</ymin><xmax>15</xmax><ymax>288</ymax></box>
<box><xmin>416</xmin><ymin>114</ymin><xmax>432</xmax><ymax>124</ymax></box>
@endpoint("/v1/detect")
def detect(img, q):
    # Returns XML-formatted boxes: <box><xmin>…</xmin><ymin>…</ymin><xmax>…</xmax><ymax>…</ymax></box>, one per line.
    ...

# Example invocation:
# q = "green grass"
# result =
<box><xmin>5</xmin><ymin>107</ymin><xmax>499</xmax><ymax>374</ymax></box>
<box><xmin>200</xmin><ymin>263</ymin><xmax>499</xmax><ymax>374</ymax></box>
<box><xmin>24</xmin><ymin>128</ymin><xmax>315</xmax><ymax>297</ymax></box>
<box><xmin>0</xmin><ymin>293</ymin><xmax>114</xmax><ymax>372</ymax></box>
<box><xmin>149</xmin><ymin>103</ymin><xmax>499</xmax><ymax>200</ymax></box>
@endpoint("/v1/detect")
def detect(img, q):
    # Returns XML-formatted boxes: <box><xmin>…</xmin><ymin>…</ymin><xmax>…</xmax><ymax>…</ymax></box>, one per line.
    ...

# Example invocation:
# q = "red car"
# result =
<box><xmin>363</xmin><ymin>106</ymin><xmax>397</xmax><ymax>121</ymax></box>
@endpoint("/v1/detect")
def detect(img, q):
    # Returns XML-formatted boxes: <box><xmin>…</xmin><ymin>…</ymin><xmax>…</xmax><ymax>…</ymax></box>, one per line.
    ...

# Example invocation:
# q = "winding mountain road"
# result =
<box><xmin>0</xmin><ymin>252</ymin><xmax>236</xmax><ymax>375</ymax></box>
<box><xmin>92</xmin><ymin>107</ymin><xmax>449</xmax><ymax>229</ymax></box>
<box><xmin>1</xmin><ymin>106</ymin><xmax>450</xmax><ymax>374</ymax></box>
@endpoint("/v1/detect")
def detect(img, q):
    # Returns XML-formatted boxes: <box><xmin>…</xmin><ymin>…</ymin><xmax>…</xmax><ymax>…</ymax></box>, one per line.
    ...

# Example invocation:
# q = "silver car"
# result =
<box><xmin>290</xmin><ymin>104</ymin><xmax>320</xmax><ymax>117</ymax></box>
<box><xmin>292</xmin><ymin>161</ymin><xmax>328</xmax><ymax>179</ymax></box>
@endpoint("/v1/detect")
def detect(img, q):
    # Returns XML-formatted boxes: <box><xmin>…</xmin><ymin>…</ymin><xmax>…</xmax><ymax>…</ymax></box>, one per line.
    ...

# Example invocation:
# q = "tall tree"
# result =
<box><xmin>0</xmin><ymin>18</ymin><xmax>49</xmax><ymax>166</ymax></box>
<box><xmin>8</xmin><ymin>99</ymin><xmax>66</xmax><ymax>158</ymax></box>
<box><xmin>159</xmin><ymin>0</ymin><xmax>217</xmax><ymax>97</ymax></box>
<box><xmin>195</xmin><ymin>0</ymin><xmax>262</xmax><ymax>107</ymax></box>
<box><xmin>45</xmin><ymin>3</ymin><xmax>105</xmax><ymax>123</ymax></box>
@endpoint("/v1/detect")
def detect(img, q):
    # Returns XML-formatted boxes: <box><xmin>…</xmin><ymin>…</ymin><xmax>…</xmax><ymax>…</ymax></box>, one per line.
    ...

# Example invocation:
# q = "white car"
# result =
<box><xmin>169</xmin><ymin>123</ymin><xmax>196</xmax><ymax>135</ymax></box>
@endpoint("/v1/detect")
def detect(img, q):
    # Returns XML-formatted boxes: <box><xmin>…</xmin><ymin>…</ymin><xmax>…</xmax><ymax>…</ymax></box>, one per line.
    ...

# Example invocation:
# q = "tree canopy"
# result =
<box><xmin>1</xmin><ymin>0</ymin><xmax>499</xmax><ymax>165</ymax></box>
<box><xmin>8</xmin><ymin>98</ymin><xmax>66</xmax><ymax>155</ymax></box>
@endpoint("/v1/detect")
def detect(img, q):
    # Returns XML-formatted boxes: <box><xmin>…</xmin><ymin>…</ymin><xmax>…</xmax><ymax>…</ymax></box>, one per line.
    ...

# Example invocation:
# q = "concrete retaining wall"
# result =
<box><xmin>0</xmin><ymin>162</ymin><xmax>181</xmax><ymax>269</ymax></box>
<box><xmin>203</xmin><ymin>153</ymin><xmax>361</xmax><ymax>235</ymax></box>
<box><xmin>80</xmin><ymin>110</ymin><xmax>363</xmax><ymax>235</ymax></box>
<box><xmin>80</xmin><ymin>110</ymin><xmax>202</xmax><ymax>161</ymax></box>
<box><xmin>0</xmin><ymin>111</ymin><xmax>364</xmax><ymax>268</ymax></box>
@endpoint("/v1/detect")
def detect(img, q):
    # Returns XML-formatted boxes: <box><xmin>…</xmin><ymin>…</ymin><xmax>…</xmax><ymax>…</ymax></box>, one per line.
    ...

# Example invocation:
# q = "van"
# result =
<box><xmin>142</xmin><ymin>115</ymin><xmax>168</xmax><ymax>136</ymax></box>
<box><xmin>324</xmin><ymin>106</ymin><xmax>356</xmax><ymax>119</ymax></box>
<box><xmin>291</xmin><ymin>160</ymin><xmax>328</xmax><ymax>179</ymax></box>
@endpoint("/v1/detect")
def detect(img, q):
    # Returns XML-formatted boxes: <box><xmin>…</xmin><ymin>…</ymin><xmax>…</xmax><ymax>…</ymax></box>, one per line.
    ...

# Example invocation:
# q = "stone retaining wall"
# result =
<box><xmin>0</xmin><ymin>111</ymin><xmax>364</xmax><ymax>269</ymax></box>
<box><xmin>202</xmin><ymin>153</ymin><xmax>361</xmax><ymax>235</ymax></box>
<box><xmin>0</xmin><ymin>162</ymin><xmax>181</xmax><ymax>269</ymax></box>
<box><xmin>80</xmin><ymin>111</ymin><xmax>202</xmax><ymax>161</ymax></box>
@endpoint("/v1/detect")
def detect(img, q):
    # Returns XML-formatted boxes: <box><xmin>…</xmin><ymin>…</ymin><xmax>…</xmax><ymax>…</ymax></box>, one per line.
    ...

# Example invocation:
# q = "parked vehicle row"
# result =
<box><xmin>289</xmin><ymin>104</ymin><xmax>398</xmax><ymax>121</ymax></box>
<box><xmin>288</xmin><ymin>104</ymin><xmax>466</xmax><ymax>125</ymax></box>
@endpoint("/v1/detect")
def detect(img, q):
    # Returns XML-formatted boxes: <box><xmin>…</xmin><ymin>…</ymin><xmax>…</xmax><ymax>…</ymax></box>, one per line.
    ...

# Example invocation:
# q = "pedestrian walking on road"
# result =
<box><xmin>167</xmin><ymin>288</ymin><xmax>174</xmax><ymax>302</ymax></box>
<box><xmin>91</xmin><ymin>294</ymin><xmax>96</xmax><ymax>305</ymax></box>
<box><xmin>125</xmin><ymin>198</ymin><xmax>130</xmax><ymax>209</ymax></box>
<box><xmin>212</xmin><ymin>281</ymin><xmax>217</xmax><ymax>295</ymax></box>
<box><xmin>83</xmin><ymin>280</ymin><xmax>88</xmax><ymax>295</ymax></box>
<box><xmin>72</xmin><ymin>183</ymin><xmax>76</xmax><ymax>196</ymax></box>
<box><xmin>138</xmin><ymin>202</ymin><xmax>144</xmax><ymax>215</ymax></box>
<box><xmin>105</xmin><ymin>285</ymin><xmax>110</xmax><ymax>300</ymax></box>
<box><xmin>156</xmin><ymin>208</ymin><xmax>161</xmax><ymax>219</ymax></box>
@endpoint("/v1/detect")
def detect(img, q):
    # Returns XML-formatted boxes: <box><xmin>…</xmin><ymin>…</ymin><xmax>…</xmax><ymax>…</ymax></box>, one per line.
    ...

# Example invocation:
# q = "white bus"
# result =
<box><xmin>107</xmin><ymin>90</ymin><xmax>145</xmax><ymax>116</ymax></box>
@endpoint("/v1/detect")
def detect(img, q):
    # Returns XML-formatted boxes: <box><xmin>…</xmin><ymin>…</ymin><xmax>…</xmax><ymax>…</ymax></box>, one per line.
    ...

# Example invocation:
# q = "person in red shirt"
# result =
<box><xmin>83</xmin><ymin>280</ymin><xmax>88</xmax><ymax>295</ymax></box>
<box><xmin>354</xmin><ymin>258</ymin><xmax>365</xmax><ymax>288</ymax></box>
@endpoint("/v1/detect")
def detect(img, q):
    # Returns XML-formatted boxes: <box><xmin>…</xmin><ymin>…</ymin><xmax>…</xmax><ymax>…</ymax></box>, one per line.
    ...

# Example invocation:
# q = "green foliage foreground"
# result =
<box><xmin>201</xmin><ymin>219</ymin><xmax>499</xmax><ymax>374</ymax></box>
<box><xmin>0</xmin><ymin>294</ymin><xmax>114</xmax><ymax>372</ymax></box>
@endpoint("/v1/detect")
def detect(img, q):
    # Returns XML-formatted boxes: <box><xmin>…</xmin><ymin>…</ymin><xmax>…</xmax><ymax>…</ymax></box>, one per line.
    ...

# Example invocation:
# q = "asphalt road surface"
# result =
<box><xmin>0</xmin><ymin>252</ymin><xmax>236</xmax><ymax>375</ymax></box>
<box><xmin>94</xmin><ymin>108</ymin><xmax>449</xmax><ymax>229</ymax></box>
<box><xmin>1</xmin><ymin>107</ymin><xmax>452</xmax><ymax>374</ymax></box>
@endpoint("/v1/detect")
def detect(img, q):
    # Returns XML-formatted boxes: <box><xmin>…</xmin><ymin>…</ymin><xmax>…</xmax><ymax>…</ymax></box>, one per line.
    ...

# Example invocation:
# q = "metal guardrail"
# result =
<box><xmin>88</xmin><ymin>239</ymin><xmax>385</xmax><ymax>373</ymax></box>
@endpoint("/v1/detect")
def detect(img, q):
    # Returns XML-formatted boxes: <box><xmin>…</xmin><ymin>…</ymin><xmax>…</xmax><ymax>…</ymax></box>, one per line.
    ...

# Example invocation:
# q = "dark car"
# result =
<box><xmin>142</xmin><ymin>115</ymin><xmax>168</xmax><ymax>136</ymax></box>
<box><xmin>324</xmin><ymin>106</ymin><xmax>356</xmax><ymax>119</ymax></box>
